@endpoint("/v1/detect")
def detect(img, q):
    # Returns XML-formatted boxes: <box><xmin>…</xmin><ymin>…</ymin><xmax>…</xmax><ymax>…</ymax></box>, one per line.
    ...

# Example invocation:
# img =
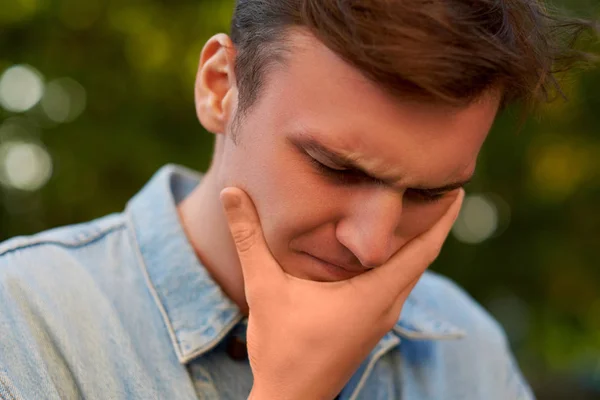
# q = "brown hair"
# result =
<box><xmin>230</xmin><ymin>0</ymin><xmax>596</xmax><ymax>118</ymax></box>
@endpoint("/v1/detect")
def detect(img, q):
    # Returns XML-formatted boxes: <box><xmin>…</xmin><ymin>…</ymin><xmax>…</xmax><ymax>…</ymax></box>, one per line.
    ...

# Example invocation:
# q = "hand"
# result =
<box><xmin>220</xmin><ymin>188</ymin><xmax>464</xmax><ymax>400</ymax></box>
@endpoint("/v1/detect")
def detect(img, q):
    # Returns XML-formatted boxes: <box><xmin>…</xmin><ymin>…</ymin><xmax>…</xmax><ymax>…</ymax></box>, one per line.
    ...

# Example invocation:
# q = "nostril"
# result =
<box><xmin>337</xmin><ymin>231</ymin><xmax>395</xmax><ymax>269</ymax></box>
<box><xmin>355</xmin><ymin>250</ymin><xmax>392</xmax><ymax>269</ymax></box>
<box><xmin>336</xmin><ymin>212</ymin><xmax>400</xmax><ymax>269</ymax></box>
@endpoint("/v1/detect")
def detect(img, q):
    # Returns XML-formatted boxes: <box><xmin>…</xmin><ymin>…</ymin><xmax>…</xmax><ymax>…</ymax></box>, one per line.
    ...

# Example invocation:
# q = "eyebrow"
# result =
<box><xmin>289</xmin><ymin>135</ymin><xmax>473</xmax><ymax>192</ymax></box>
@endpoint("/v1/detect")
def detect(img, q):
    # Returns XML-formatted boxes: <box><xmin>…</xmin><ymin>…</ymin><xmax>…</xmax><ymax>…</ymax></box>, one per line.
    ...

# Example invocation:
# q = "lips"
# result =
<box><xmin>302</xmin><ymin>252</ymin><xmax>365</xmax><ymax>274</ymax></box>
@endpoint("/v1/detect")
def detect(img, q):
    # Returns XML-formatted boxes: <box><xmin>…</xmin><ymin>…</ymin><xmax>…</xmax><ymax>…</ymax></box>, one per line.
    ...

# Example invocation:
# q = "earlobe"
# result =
<box><xmin>195</xmin><ymin>34</ymin><xmax>237</xmax><ymax>135</ymax></box>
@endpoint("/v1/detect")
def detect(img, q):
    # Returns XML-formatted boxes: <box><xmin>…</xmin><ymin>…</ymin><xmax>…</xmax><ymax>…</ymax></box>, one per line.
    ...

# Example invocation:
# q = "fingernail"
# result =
<box><xmin>220</xmin><ymin>189</ymin><xmax>241</xmax><ymax>211</ymax></box>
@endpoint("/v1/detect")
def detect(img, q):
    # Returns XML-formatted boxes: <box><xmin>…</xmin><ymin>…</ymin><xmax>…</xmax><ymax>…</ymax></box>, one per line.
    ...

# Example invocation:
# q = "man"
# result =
<box><xmin>0</xmin><ymin>0</ymin><xmax>590</xmax><ymax>399</ymax></box>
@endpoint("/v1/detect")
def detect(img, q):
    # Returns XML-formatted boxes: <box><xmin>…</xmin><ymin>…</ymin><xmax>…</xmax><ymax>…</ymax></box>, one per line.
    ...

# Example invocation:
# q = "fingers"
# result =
<box><xmin>388</xmin><ymin>272</ymin><xmax>423</xmax><ymax>322</ymax></box>
<box><xmin>356</xmin><ymin>189</ymin><xmax>465</xmax><ymax>304</ymax></box>
<box><xmin>220</xmin><ymin>187</ymin><xmax>283</xmax><ymax>287</ymax></box>
<box><xmin>399</xmin><ymin>188</ymin><xmax>464</xmax><ymax>268</ymax></box>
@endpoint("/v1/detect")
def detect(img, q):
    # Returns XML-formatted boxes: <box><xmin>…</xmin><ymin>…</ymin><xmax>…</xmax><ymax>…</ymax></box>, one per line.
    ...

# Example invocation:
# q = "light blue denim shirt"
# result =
<box><xmin>0</xmin><ymin>165</ymin><xmax>534</xmax><ymax>400</ymax></box>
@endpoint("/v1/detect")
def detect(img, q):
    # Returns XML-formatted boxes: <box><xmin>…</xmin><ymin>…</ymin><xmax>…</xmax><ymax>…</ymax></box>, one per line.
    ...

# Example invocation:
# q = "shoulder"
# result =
<box><xmin>0</xmin><ymin>213</ymin><xmax>135</xmax><ymax>399</ymax></box>
<box><xmin>401</xmin><ymin>271</ymin><xmax>534</xmax><ymax>399</ymax></box>
<box><xmin>0</xmin><ymin>210</ymin><xmax>133</xmax><ymax>307</ymax></box>
<box><xmin>0</xmin><ymin>212</ymin><xmax>133</xmax><ymax>312</ymax></box>
<box><xmin>0</xmin><ymin>213</ymin><xmax>130</xmax><ymax>297</ymax></box>
<box><xmin>0</xmin><ymin>212</ymin><xmax>127</xmax><ymax>259</ymax></box>
<box><xmin>408</xmin><ymin>270</ymin><xmax>511</xmax><ymax>359</ymax></box>
<box><xmin>413</xmin><ymin>271</ymin><xmax>504</xmax><ymax>339</ymax></box>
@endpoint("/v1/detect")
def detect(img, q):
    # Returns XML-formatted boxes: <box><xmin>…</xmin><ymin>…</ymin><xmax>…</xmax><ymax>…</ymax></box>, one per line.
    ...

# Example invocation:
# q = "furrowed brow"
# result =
<box><xmin>290</xmin><ymin>135</ymin><xmax>473</xmax><ymax>192</ymax></box>
<box><xmin>289</xmin><ymin>136</ymin><xmax>387</xmax><ymax>180</ymax></box>
<box><xmin>292</xmin><ymin>137</ymin><xmax>362</xmax><ymax>168</ymax></box>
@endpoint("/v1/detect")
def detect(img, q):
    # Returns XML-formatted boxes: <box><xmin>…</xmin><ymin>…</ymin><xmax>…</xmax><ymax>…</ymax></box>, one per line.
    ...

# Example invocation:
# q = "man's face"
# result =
<box><xmin>217</xmin><ymin>32</ymin><xmax>499</xmax><ymax>282</ymax></box>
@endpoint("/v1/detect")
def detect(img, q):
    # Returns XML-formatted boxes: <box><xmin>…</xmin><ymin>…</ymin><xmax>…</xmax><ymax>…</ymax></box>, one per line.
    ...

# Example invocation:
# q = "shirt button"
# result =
<box><xmin>226</xmin><ymin>335</ymin><xmax>248</xmax><ymax>361</ymax></box>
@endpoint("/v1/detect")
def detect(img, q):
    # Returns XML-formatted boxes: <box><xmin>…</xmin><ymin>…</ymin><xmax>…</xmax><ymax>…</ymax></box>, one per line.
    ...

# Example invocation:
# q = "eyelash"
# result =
<box><xmin>310</xmin><ymin>158</ymin><xmax>370</xmax><ymax>185</ymax></box>
<box><xmin>409</xmin><ymin>191</ymin><xmax>446</xmax><ymax>204</ymax></box>
<box><xmin>309</xmin><ymin>158</ymin><xmax>446</xmax><ymax>203</ymax></box>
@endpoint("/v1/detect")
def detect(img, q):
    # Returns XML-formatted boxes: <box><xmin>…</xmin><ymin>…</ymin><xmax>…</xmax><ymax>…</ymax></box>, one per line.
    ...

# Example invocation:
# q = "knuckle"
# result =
<box><xmin>232</xmin><ymin>225</ymin><xmax>258</xmax><ymax>253</ymax></box>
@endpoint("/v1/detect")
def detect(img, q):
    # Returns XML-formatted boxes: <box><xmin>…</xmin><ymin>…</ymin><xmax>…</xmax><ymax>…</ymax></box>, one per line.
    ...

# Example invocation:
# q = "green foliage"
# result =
<box><xmin>0</xmin><ymin>0</ymin><xmax>598</xmax><ymax>396</ymax></box>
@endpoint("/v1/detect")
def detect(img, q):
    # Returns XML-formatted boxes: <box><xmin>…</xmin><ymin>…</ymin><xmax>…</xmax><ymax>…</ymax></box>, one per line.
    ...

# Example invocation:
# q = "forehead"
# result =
<box><xmin>250</xmin><ymin>30</ymin><xmax>501</xmax><ymax>186</ymax></box>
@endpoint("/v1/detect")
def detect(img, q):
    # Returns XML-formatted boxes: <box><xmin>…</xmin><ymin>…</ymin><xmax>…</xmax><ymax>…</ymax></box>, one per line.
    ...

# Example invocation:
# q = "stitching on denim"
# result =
<box><xmin>348</xmin><ymin>336</ymin><xmax>400</xmax><ymax>400</ymax></box>
<box><xmin>179</xmin><ymin>314</ymin><xmax>243</xmax><ymax>364</ymax></box>
<box><xmin>125</xmin><ymin>205</ymin><xmax>243</xmax><ymax>364</ymax></box>
<box><xmin>392</xmin><ymin>325</ymin><xmax>466</xmax><ymax>340</ymax></box>
<box><xmin>393</xmin><ymin>282</ymin><xmax>467</xmax><ymax>340</ymax></box>
<box><xmin>125</xmin><ymin>209</ymin><xmax>186</xmax><ymax>362</ymax></box>
<box><xmin>0</xmin><ymin>372</ymin><xmax>17</xmax><ymax>400</ymax></box>
<box><xmin>0</xmin><ymin>221</ymin><xmax>126</xmax><ymax>258</ymax></box>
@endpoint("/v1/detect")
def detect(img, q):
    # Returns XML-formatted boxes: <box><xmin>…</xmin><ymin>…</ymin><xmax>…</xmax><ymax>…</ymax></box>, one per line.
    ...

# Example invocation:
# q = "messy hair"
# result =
<box><xmin>230</xmin><ymin>0</ymin><xmax>596</xmax><ymax>119</ymax></box>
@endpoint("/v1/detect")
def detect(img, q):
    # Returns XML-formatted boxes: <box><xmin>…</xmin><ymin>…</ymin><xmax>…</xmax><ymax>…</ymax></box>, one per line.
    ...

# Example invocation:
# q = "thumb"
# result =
<box><xmin>220</xmin><ymin>187</ymin><xmax>283</xmax><ymax>287</ymax></box>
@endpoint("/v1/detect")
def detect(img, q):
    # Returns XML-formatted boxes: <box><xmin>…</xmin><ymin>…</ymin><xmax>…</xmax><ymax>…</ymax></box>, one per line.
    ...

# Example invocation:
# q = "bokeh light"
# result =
<box><xmin>0</xmin><ymin>0</ymin><xmax>45</xmax><ymax>24</ymax></box>
<box><xmin>452</xmin><ymin>193</ymin><xmax>501</xmax><ymax>244</ymax></box>
<box><xmin>0</xmin><ymin>141</ymin><xmax>53</xmax><ymax>191</ymax></box>
<box><xmin>0</xmin><ymin>65</ymin><xmax>44</xmax><ymax>113</ymax></box>
<box><xmin>41</xmin><ymin>78</ymin><xmax>87</xmax><ymax>123</ymax></box>
<box><xmin>0</xmin><ymin>117</ymin><xmax>40</xmax><ymax>141</ymax></box>
<box><xmin>529</xmin><ymin>140</ymin><xmax>593</xmax><ymax>203</ymax></box>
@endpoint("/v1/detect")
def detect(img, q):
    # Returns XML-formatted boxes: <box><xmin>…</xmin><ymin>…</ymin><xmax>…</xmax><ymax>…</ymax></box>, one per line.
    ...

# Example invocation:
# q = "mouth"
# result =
<box><xmin>300</xmin><ymin>251</ymin><xmax>365</xmax><ymax>281</ymax></box>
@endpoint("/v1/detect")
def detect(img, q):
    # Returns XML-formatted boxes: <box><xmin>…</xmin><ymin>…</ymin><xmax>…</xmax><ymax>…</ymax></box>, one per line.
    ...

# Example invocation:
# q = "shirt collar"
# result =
<box><xmin>126</xmin><ymin>164</ymin><xmax>464</xmax><ymax>364</ymax></box>
<box><xmin>394</xmin><ymin>293</ymin><xmax>466</xmax><ymax>340</ymax></box>
<box><xmin>126</xmin><ymin>164</ymin><xmax>242</xmax><ymax>364</ymax></box>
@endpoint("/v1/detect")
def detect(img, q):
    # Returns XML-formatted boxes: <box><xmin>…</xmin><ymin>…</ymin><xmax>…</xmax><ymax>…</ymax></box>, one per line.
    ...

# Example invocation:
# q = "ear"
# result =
<box><xmin>195</xmin><ymin>34</ymin><xmax>237</xmax><ymax>135</ymax></box>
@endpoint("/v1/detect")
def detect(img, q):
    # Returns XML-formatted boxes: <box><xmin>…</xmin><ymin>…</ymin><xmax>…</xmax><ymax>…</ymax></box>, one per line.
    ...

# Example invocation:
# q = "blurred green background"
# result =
<box><xmin>1</xmin><ymin>0</ymin><xmax>599</xmax><ymax>398</ymax></box>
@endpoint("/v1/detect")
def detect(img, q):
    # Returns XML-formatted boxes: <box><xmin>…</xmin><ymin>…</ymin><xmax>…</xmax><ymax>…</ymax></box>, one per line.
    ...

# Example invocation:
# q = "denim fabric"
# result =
<box><xmin>0</xmin><ymin>165</ymin><xmax>534</xmax><ymax>400</ymax></box>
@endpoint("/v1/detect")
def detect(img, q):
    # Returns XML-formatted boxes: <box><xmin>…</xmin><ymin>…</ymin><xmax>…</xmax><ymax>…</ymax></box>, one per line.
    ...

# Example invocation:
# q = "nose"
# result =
<box><xmin>335</xmin><ymin>188</ymin><xmax>404</xmax><ymax>268</ymax></box>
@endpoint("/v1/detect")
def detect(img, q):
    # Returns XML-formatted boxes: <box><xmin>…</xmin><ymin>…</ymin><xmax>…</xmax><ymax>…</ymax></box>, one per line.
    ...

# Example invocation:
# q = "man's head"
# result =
<box><xmin>193</xmin><ymin>0</ymin><xmax>588</xmax><ymax>281</ymax></box>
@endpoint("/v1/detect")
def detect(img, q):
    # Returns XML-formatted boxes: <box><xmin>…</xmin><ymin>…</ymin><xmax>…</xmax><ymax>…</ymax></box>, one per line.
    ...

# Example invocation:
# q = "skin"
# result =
<box><xmin>221</xmin><ymin>185</ymin><xmax>465</xmax><ymax>399</ymax></box>
<box><xmin>178</xmin><ymin>29</ymin><xmax>500</xmax><ymax>314</ymax></box>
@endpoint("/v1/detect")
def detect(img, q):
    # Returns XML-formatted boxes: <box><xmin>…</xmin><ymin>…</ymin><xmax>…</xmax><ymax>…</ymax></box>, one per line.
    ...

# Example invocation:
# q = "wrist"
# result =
<box><xmin>248</xmin><ymin>383</ymin><xmax>298</xmax><ymax>400</ymax></box>
<box><xmin>249</xmin><ymin>383</ymin><xmax>333</xmax><ymax>400</ymax></box>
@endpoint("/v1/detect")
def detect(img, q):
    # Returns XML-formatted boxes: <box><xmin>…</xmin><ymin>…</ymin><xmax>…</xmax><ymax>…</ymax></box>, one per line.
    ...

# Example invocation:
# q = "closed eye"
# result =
<box><xmin>405</xmin><ymin>189</ymin><xmax>447</xmax><ymax>203</ymax></box>
<box><xmin>310</xmin><ymin>157</ymin><xmax>453</xmax><ymax>203</ymax></box>
<box><xmin>309</xmin><ymin>157</ymin><xmax>381</xmax><ymax>185</ymax></box>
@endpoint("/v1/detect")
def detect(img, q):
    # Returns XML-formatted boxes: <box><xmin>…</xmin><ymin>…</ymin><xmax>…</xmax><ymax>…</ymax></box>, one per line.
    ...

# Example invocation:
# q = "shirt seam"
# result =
<box><xmin>179</xmin><ymin>313</ymin><xmax>243</xmax><ymax>364</ymax></box>
<box><xmin>125</xmin><ymin>207</ymin><xmax>245</xmax><ymax>364</ymax></box>
<box><xmin>392</xmin><ymin>293</ymin><xmax>467</xmax><ymax>340</ymax></box>
<box><xmin>348</xmin><ymin>336</ymin><xmax>401</xmax><ymax>400</ymax></box>
<box><xmin>0</xmin><ymin>372</ymin><xmax>18</xmax><ymax>400</ymax></box>
<box><xmin>0</xmin><ymin>222</ymin><xmax>127</xmax><ymax>259</ymax></box>
<box><xmin>125</xmin><ymin>208</ymin><xmax>187</xmax><ymax>363</ymax></box>
<box><xmin>392</xmin><ymin>325</ymin><xmax>466</xmax><ymax>340</ymax></box>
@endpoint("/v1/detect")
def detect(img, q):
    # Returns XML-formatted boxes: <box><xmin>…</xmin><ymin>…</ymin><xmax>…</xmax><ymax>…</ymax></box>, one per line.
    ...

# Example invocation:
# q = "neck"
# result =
<box><xmin>177</xmin><ymin>167</ymin><xmax>248</xmax><ymax>315</ymax></box>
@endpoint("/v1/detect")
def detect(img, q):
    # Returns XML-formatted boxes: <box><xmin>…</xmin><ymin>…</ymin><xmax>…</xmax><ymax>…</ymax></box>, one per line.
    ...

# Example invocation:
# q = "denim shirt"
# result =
<box><xmin>0</xmin><ymin>165</ymin><xmax>534</xmax><ymax>400</ymax></box>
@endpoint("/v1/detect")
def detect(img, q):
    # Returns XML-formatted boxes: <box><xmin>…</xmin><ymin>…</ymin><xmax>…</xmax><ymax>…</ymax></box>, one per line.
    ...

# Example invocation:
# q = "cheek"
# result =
<box><xmin>252</xmin><ymin>161</ymin><xmax>341</xmax><ymax>262</ymax></box>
